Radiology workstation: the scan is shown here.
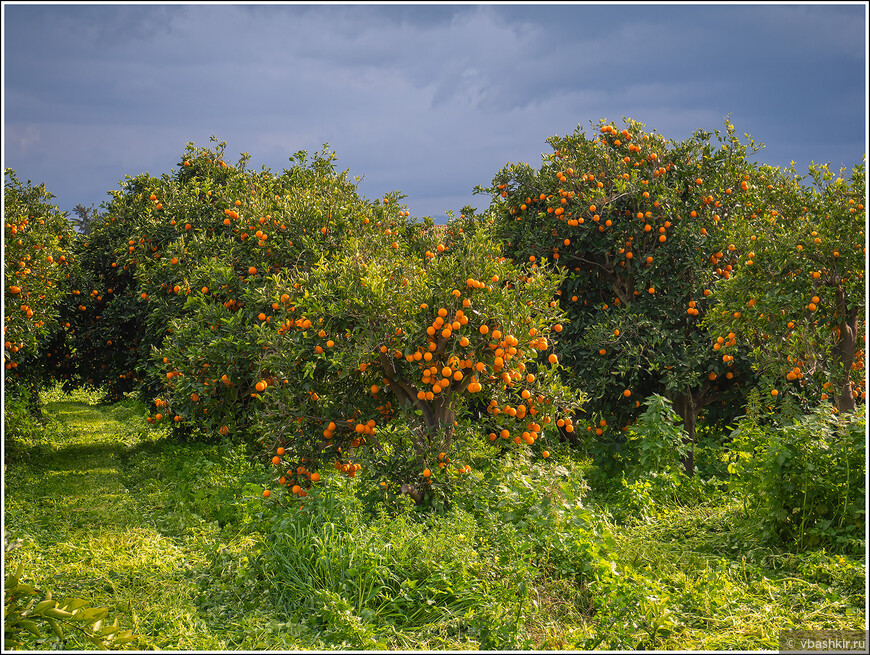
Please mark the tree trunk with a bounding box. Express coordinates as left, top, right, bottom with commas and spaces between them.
671, 390, 701, 477
377, 350, 464, 456
833, 288, 860, 414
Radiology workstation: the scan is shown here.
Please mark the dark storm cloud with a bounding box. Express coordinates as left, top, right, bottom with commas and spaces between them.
2, 3, 866, 221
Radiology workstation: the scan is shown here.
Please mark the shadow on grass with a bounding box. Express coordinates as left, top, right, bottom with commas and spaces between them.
41, 442, 127, 467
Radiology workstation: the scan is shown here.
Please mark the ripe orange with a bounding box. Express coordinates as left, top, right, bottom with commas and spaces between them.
262, 489, 271, 498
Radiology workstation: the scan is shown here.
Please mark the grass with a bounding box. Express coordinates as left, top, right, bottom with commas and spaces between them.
592, 501, 866, 649
4, 387, 276, 649
3, 385, 866, 650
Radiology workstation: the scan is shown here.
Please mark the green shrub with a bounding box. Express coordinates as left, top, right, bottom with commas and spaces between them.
727, 399, 865, 552
2, 389, 67, 464
600, 395, 717, 521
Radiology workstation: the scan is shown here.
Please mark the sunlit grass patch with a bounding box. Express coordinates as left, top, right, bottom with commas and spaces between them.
592, 499, 866, 650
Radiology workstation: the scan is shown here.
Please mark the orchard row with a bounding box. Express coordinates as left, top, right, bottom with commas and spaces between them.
4, 120, 865, 500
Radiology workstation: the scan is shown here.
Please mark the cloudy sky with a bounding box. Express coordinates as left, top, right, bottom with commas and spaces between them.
2, 2, 867, 223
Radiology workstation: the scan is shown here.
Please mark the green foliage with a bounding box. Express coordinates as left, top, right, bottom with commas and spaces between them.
726, 399, 865, 552
4, 385, 865, 650
594, 395, 719, 521
624, 394, 691, 475
120, 435, 268, 536
3, 388, 56, 462
253, 447, 618, 650
464, 450, 616, 586
4, 555, 136, 650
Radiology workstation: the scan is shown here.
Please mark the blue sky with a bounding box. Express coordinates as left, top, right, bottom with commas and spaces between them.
2, 2, 867, 222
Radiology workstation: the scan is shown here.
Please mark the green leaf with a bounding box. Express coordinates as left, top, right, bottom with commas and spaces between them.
96, 624, 120, 637
11, 583, 37, 596
77, 606, 109, 624
31, 599, 58, 615
19, 619, 42, 637
46, 616, 64, 639
60, 598, 91, 612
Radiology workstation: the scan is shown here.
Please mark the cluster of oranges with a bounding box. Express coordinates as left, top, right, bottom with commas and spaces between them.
263, 448, 324, 498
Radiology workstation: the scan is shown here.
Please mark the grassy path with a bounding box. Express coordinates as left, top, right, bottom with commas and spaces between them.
3, 392, 268, 650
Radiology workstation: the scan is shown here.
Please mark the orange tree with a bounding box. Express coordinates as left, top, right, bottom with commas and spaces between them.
706, 159, 866, 413
477, 118, 763, 475
3, 169, 76, 402
240, 217, 582, 502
